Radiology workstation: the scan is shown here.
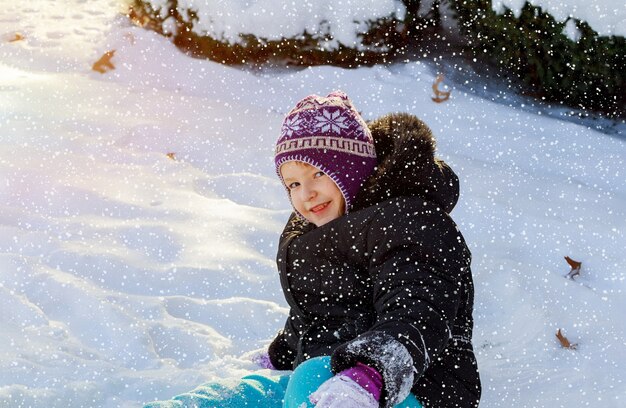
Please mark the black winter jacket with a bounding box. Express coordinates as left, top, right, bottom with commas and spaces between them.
268, 113, 481, 408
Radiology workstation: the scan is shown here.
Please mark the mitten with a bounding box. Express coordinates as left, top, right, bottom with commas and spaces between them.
309, 362, 382, 407
339, 362, 383, 401
251, 350, 275, 370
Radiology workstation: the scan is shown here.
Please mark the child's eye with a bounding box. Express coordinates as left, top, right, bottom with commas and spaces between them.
287, 182, 300, 189
314, 171, 325, 178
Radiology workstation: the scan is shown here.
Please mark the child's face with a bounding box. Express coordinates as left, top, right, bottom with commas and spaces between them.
280, 161, 346, 227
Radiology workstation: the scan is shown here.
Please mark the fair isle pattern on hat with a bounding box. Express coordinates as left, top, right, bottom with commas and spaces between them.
275, 91, 377, 214
280, 93, 372, 142
275, 136, 376, 158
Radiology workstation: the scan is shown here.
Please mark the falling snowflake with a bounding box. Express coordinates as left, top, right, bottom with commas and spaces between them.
314, 109, 349, 134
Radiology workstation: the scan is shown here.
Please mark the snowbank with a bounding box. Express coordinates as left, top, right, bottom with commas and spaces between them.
145, 0, 406, 49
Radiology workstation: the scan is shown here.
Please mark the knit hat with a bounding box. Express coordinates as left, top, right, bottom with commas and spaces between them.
275, 91, 377, 213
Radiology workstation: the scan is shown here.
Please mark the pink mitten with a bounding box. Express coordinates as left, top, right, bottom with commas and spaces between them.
309, 362, 382, 408
309, 375, 378, 408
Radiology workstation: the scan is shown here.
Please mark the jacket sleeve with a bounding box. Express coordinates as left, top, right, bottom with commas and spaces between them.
330, 198, 471, 407
268, 213, 314, 370
268, 309, 301, 370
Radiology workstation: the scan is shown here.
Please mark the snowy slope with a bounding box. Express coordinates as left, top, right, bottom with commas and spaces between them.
1, 1, 625, 407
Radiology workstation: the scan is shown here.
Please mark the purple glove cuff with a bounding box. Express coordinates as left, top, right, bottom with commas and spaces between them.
339, 362, 383, 401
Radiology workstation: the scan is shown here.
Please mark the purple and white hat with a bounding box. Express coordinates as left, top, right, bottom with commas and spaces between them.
275, 91, 377, 212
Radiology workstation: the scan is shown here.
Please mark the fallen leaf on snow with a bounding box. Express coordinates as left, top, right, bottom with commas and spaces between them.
166, 153, 176, 160
431, 74, 450, 103
8, 33, 25, 42
92, 50, 116, 74
564, 256, 582, 279
556, 329, 578, 350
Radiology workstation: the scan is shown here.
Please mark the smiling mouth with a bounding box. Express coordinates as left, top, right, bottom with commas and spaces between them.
310, 202, 330, 213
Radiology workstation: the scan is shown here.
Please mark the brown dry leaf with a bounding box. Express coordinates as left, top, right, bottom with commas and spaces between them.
431, 74, 451, 103
92, 50, 116, 74
166, 152, 176, 161
564, 256, 582, 279
556, 329, 578, 350
8, 32, 25, 42
564, 256, 582, 270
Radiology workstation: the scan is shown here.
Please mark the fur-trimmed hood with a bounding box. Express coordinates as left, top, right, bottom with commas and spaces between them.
351, 113, 459, 214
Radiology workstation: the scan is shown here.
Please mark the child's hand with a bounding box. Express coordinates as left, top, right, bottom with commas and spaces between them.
309, 374, 378, 408
250, 350, 275, 370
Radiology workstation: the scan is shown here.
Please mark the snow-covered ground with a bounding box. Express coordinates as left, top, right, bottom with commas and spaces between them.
1, 1, 625, 407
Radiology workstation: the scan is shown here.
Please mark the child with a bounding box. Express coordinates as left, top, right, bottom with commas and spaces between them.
145, 91, 481, 408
